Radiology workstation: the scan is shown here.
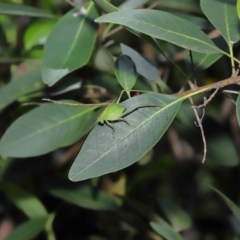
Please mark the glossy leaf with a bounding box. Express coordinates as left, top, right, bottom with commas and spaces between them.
0, 182, 48, 219
4, 217, 48, 240
0, 3, 54, 18
211, 186, 240, 223
201, 0, 240, 45
0, 103, 100, 157
24, 19, 57, 50
49, 184, 117, 210
69, 93, 183, 181
42, 2, 98, 86
150, 222, 183, 240
95, 9, 222, 54
121, 43, 158, 81
0, 70, 43, 111
115, 55, 137, 92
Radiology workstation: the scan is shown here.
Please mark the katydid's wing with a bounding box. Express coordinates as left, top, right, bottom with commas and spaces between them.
69, 93, 183, 181
101, 104, 126, 121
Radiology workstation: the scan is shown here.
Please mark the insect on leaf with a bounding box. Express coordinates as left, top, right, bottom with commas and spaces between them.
69, 93, 183, 181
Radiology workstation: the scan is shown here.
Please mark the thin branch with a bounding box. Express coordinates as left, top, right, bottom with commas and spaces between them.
21, 102, 45, 106
189, 97, 207, 163
103, 40, 114, 48
174, 75, 240, 98
147, 2, 160, 9
42, 98, 111, 106
102, 26, 123, 41
234, 63, 240, 77
194, 108, 205, 127
193, 87, 219, 109
222, 90, 239, 95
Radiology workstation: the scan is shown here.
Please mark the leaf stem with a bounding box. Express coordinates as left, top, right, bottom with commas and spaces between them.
229, 43, 236, 75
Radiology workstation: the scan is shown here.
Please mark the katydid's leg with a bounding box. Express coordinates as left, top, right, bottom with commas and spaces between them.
106, 121, 115, 134
119, 118, 132, 127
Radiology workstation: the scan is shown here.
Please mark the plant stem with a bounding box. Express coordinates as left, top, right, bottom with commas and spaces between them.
173, 75, 240, 98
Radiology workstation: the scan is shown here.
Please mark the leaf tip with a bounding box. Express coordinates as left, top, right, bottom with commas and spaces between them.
42, 67, 69, 86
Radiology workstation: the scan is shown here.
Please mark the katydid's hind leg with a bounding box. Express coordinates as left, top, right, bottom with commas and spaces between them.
119, 118, 135, 127
106, 121, 115, 135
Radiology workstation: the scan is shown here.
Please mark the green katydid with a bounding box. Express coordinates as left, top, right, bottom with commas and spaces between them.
43, 98, 129, 133
97, 103, 131, 133
43, 92, 164, 134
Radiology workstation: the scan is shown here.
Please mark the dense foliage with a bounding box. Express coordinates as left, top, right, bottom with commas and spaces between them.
1, 0, 240, 239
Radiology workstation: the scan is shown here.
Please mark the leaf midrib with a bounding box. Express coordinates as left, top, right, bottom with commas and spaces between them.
223, 2, 231, 44
0, 107, 97, 149
62, 3, 93, 68
99, 10, 221, 53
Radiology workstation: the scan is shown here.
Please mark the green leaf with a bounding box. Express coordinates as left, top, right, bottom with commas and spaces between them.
4, 217, 48, 240
0, 3, 54, 18
121, 43, 158, 81
24, 19, 57, 50
201, 0, 240, 45
69, 93, 183, 181
184, 51, 222, 71
42, 2, 98, 86
0, 70, 43, 111
0, 182, 48, 219
0, 103, 100, 157
150, 222, 183, 240
94, 47, 114, 74
237, 0, 240, 18
115, 55, 137, 92
210, 186, 240, 223
95, 9, 222, 54
49, 184, 117, 210
160, 199, 192, 232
